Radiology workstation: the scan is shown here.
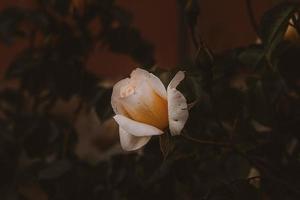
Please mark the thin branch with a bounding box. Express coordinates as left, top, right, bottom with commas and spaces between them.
245, 0, 259, 37
182, 133, 231, 147
190, 27, 199, 49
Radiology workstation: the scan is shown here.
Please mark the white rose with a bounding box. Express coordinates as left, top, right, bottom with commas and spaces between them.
111, 68, 189, 151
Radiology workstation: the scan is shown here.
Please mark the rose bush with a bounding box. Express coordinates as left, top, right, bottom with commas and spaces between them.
111, 68, 188, 151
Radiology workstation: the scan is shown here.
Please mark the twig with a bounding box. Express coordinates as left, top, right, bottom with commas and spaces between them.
182, 133, 231, 147
190, 28, 199, 49
245, 0, 259, 37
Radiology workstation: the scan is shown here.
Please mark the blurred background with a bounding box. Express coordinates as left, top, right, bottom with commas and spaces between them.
0, 0, 277, 79
1, 0, 299, 199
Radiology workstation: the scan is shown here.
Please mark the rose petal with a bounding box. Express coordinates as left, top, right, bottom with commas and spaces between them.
119, 127, 151, 151
167, 71, 189, 136
111, 78, 130, 115
148, 73, 167, 99
119, 79, 168, 130
113, 114, 164, 136
131, 68, 167, 99
168, 71, 185, 89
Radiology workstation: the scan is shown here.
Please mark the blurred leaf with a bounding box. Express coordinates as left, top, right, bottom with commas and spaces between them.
0, 7, 26, 44
0, 125, 19, 188
105, 27, 155, 66
38, 0, 71, 16
237, 45, 265, 71
277, 44, 300, 91
38, 160, 72, 180
223, 154, 251, 181
94, 87, 113, 121
246, 79, 271, 125
259, 2, 299, 59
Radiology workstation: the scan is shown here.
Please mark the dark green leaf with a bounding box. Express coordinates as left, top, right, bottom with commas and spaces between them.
38, 160, 72, 180
259, 2, 299, 58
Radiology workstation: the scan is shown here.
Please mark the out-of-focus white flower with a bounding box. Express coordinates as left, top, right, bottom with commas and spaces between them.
248, 167, 260, 188
251, 120, 272, 133
111, 68, 188, 151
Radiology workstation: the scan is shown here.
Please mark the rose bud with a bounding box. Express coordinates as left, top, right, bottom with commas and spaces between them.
111, 68, 188, 151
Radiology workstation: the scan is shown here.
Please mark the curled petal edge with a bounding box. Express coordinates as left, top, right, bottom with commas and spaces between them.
119, 127, 151, 151
167, 71, 189, 136
113, 114, 164, 137
131, 68, 167, 99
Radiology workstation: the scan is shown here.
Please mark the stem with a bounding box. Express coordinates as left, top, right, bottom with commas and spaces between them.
245, 0, 259, 37
182, 133, 231, 146
190, 28, 199, 49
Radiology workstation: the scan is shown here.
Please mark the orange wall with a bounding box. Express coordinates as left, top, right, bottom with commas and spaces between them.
198, 0, 274, 51
87, 0, 179, 79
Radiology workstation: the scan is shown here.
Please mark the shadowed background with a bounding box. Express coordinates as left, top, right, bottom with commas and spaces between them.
1, 1, 300, 199
0, 0, 275, 79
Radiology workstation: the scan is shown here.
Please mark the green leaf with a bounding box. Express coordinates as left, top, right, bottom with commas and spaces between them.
38, 160, 72, 180
259, 2, 299, 59
0, 7, 26, 44
94, 87, 114, 121
237, 45, 265, 71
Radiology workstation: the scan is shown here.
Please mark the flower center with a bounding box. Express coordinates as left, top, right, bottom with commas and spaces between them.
120, 85, 135, 98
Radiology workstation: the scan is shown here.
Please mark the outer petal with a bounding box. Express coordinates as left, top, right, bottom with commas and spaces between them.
167, 71, 189, 136
119, 127, 151, 151
148, 73, 167, 99
111, 78, 130, 115
131, 68, 167, 99
113, 114, 164, 136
